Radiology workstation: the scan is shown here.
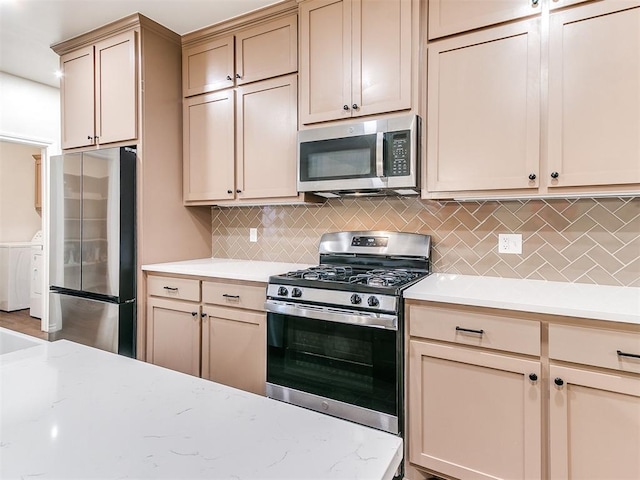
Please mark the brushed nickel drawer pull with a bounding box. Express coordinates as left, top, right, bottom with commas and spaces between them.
617, 350, 640, 359
163, 286, 178, 291
223, 294, 240, 299
456, 326, 484, 335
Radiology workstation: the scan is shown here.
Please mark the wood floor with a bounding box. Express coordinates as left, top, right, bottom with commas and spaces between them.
0, 309, 48, 340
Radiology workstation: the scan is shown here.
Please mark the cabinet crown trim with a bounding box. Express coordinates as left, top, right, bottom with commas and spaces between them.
52, 13, 180, 55
181, 0, 298, 47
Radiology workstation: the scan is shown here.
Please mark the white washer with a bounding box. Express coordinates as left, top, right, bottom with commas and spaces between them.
30, 231, 44, 318
0, 242, 31, 311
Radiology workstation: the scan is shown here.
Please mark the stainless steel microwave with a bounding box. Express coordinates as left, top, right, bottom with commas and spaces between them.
297, 115, 420, 197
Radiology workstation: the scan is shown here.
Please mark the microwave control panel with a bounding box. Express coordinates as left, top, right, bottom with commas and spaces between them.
385, 130, 411, 177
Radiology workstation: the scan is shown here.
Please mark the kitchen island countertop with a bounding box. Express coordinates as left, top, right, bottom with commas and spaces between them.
405, 273, 640, 325
0, 334, 403, 480
142, 258, 313, 283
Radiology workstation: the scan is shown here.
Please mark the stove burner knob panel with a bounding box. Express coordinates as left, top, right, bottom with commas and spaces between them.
367, 296, 380, 307
350, 294, 362, 305
277, 286, 289, 297
291, 288, 303, 298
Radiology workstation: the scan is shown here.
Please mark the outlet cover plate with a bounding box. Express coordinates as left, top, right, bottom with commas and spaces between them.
249, 228, 258, 243
498, 233, 522, 254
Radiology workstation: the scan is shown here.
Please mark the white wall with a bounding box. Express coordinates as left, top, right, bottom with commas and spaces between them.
0, 141, 42, 242
0, 72, 60, 154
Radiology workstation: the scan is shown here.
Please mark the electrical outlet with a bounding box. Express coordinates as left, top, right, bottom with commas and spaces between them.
498, 234, 522, 254
249, 228, 258, 243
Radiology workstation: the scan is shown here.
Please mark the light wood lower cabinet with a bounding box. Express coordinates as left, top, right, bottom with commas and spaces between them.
548, 322, 640, 479
146, 297, 202, 377
407, 301, 640, 480
549, 364, 640, 479
145, 274, 267, 395
409, 340, 541, 480
202, 306, 266, 396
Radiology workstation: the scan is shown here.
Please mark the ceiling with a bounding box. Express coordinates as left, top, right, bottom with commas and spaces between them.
0, 0, 282, 88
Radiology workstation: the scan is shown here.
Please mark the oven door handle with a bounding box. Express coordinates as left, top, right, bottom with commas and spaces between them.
264, 300, 397, 330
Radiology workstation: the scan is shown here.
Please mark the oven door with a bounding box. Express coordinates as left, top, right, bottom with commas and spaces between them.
266, 309, 400, 434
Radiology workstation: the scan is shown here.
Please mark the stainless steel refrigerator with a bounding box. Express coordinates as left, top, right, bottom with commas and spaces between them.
49, 146, 136, 357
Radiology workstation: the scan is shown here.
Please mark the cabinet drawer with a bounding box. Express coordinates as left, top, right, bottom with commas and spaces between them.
409, 303, 540, 356
549, 324, 640, 374
202, 280, 266, 311
147, 275, 200, 302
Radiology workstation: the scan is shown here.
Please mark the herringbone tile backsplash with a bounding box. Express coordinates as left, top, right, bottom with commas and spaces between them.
211, 197, 640, 287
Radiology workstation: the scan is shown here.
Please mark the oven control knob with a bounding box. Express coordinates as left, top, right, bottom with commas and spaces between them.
367, 296, 380, 307
291, 287, 302, 298
350, 294, 362, 305
277, 286, 289, 297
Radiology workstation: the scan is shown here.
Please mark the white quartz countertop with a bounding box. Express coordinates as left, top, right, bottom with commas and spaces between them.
405, 273, 640, 325
142, 258, 313, 283
0, 335, 403, 480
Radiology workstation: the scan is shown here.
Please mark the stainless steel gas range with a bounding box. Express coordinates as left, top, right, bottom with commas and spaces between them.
264, 231, 431, 436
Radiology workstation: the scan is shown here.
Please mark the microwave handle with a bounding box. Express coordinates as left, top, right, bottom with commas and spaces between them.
376, 132, 384, 178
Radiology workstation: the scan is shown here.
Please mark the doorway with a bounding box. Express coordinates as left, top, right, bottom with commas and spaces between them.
0, 138, 51, 338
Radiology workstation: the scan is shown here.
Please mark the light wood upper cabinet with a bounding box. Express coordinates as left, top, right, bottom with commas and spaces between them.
183, 90, 236, 203
183, 14, 297, 97
235, 15, 297, 86
33, 154, 42, 210
59, 31, 137, 150
183, 35, 235, 97
184, 74, 308, 205
299, 0, 413, 124
427, 19, 541, 194
547, 1, 640, 189
428, 0, 541, 39
236, 75, 298, 200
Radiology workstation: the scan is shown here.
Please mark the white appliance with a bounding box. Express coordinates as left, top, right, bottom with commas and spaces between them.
30, 231, 43, 318
0, 242, 31, 311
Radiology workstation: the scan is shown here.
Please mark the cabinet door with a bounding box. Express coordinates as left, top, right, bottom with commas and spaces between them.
236, 75, 298, 200
409, 340, 541, 480
146, 297, 201, 377
235, 15, 297, 85
352, 0, 412, 117
183, 35, 235, 97
427, 20, 541, 193
428, 0, 541, 40
183, 90, 235, 203
202, 306, 266, 395
60, 45, 95, 149
300, 0, 352, 124
94, 30, 137, 146
549, 365, 640, 479
547, 2, 640, 188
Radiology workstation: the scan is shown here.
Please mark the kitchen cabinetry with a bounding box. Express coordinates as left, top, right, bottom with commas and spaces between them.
425, 0, 640, 199
426, 19, 541, 194
59, 31, 136, 150
201, 280, 266, 395
547, 0, 640, 189
548, 323, 640, 479
146, 275, 201, 376
183, 74, 301, 204
182, 14, 297, 97
408, 303, 541, 480
53, 14, 213, 357
428, 0, 540, 40
299, 0, 413, 124
145, 273, 267, 395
